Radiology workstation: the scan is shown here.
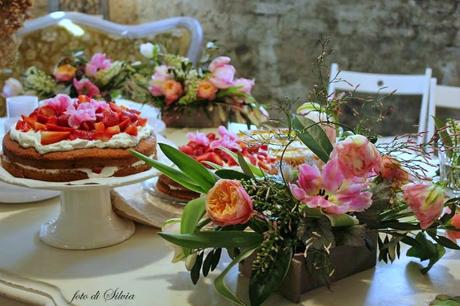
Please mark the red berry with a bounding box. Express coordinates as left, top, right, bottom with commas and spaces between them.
101, 110, 120, 127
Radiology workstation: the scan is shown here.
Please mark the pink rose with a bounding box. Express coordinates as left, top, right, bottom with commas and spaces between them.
206, 179, 253, 226
149, 65, 171, 96
290, 158, 372, 214
209, 56, 235, 89
331, 134, 381, 178
85, 53, 112, 76
233, 78, 255, 94
73, 78, 101, 98
402, 183, 445, 229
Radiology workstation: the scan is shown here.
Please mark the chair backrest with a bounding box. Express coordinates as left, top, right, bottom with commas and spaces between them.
17, 11, 203, 64
426, 78, 460, 140
328, 63, 432, 144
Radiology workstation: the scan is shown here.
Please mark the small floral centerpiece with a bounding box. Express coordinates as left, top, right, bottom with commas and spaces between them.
139, 43, 268, 128
3, 43, 268, 128
130, 103, 460, 305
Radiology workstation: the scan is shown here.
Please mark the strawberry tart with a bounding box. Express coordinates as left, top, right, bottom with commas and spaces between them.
156, 126, 276, 202
1, 94, 156, 182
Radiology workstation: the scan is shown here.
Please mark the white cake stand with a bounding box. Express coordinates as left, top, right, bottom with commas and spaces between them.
0, 166, 158, 250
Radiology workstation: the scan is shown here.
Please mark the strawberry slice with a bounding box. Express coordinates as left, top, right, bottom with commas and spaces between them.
137, 117, 147, 126
40, 131, 71, 145
109, 102, 122, 113
37, 114, 49, 124
57, 114, 70, 127
94, 122, 105, 132
71, 130, 95, 140
22, 115, 37, 128
106, 125, 120, 135
47, 116, 58, 124
119, 118, 130, 130
125, 124, 137, 136
101, 110, 120, 127
39, 105, 56, 117
94, 132, 111, 141
15, 120, 30, 132
80, 121, 94, 131
34, 121, 47, 131
45, 123, 74, 132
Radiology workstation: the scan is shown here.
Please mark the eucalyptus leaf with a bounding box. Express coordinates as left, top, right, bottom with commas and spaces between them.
292, 115, 333, 163
214, 248, 256, 306
159, 231, 263, 249
129, 149, 205, 193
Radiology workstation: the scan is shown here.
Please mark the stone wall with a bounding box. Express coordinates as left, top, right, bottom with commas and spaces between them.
26, 0, 460, 132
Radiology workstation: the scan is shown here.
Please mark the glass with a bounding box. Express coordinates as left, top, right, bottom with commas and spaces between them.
4, 95, 38, 133
439, 144, 460, 197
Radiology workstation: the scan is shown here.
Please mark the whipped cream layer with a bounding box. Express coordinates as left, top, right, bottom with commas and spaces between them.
10, 125, 153, 154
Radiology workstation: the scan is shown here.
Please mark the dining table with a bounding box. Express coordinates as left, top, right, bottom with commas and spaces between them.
0, 126, 459, 306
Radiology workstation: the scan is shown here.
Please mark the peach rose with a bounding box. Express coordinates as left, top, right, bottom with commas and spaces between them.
54, 64, 77, 82
206, 179, 253, 226
197, 80, 218, 101
380, 155, 409, 187
162, 80, 183, 105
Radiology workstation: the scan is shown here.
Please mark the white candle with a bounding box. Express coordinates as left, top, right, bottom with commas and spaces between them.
4, 96, 38, 133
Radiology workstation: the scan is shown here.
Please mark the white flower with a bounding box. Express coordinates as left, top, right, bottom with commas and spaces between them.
2, 78, 23, 97
140, 42, 155, 58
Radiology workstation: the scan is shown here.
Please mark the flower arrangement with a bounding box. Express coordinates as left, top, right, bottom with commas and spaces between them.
437, 118, 460, 195
2, 43, 268, 128
139, 42, 267, 128
130, 104, 460, 305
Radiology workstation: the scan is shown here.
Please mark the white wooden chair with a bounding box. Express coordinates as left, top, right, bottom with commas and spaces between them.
17, 11, 204, 64
328, 63, 432, 144
426, 78, 460, 140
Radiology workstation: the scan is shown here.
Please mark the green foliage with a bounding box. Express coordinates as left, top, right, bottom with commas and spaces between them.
406, 232, 446, 274
249, 246, 292, 306
292, 115, 333, 163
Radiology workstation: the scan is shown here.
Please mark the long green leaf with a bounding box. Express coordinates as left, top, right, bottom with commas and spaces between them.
215, 169, 250, 180
292, 115, 333, 163
159, 231, 263, 249
129, 149, 205, 193
218, 147, 264, 177
181, 197, 206, 234
215, 247, 256, 306
237, 152, 255, 178
159, 143, 218, 192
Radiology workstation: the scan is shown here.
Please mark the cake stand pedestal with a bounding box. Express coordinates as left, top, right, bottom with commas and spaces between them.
0, 166, 158, 250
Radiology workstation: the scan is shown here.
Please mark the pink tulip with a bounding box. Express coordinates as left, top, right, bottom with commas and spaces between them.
43, 94, 75, 114
210, 126, 240, 150
290, 158, 372, 214
73, 78, 101, 98
149, 65, 171, 96
85, 53, 112, 76
206, 179, 253, 226
209, 56, 235, 89
233, 78, 255, 94
402, 183, 445, 229
186, 131, 210, 147
331, 134, 381, 178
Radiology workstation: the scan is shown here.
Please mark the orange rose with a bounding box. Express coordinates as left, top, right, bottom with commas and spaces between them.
206, 179, 253, 226
197, 80, 217, 101
54, 64, 77, 82
447, 213, 460, 241
380, 156, 409, 187
162, 80, 183, 105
